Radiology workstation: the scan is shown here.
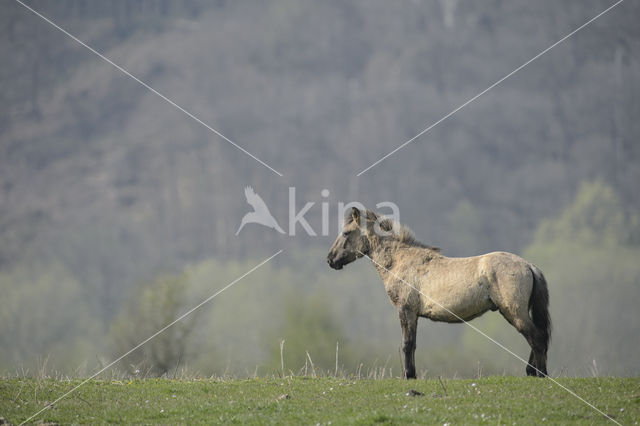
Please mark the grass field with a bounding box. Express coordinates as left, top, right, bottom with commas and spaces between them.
1, 376, 638, 425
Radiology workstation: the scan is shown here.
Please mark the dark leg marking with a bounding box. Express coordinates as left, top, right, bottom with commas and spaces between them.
399, 308, 418, 379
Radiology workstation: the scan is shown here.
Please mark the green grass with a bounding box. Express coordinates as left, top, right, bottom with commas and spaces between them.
1, 376, 638, 425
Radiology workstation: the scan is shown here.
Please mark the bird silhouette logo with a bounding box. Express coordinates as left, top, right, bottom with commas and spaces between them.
236, 186, 285, 235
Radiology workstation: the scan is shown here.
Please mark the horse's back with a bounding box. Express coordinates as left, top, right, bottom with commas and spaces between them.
476, 251, 531, 275
430, 251, 529, 283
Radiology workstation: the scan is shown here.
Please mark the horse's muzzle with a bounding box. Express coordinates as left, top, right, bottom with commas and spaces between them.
327, 256, 343, 270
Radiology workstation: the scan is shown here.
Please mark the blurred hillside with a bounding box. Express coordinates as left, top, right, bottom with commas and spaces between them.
1, 1, 639, 376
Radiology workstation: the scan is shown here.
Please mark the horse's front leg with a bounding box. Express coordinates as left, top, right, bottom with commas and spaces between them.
399, 308, 418, 379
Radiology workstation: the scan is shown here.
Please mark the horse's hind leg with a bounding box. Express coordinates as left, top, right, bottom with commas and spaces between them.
534, 340, 548, 377
523, 312, 548, 377
499, 307, 546, 377
526, 351, 537, 377
399, 308, 418, 379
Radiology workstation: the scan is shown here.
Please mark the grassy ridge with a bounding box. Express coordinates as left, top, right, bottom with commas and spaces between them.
1, 377, 638, 424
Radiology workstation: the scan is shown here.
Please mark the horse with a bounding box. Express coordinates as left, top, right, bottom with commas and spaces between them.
327, 207, 551, 379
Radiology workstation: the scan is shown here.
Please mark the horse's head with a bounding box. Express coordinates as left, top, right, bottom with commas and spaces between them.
327, 207, 373, 270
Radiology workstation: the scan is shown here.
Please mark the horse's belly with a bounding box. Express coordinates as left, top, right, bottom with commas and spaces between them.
421, 281, 494, 322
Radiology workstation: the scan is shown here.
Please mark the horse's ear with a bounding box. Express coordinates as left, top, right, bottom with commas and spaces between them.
351, 207, 361, 225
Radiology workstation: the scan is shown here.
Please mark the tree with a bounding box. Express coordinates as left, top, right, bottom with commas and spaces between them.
533, 180, 630, 246
109, 273, 198, 376
0, 262, 99, 374
270, 293, 351, 374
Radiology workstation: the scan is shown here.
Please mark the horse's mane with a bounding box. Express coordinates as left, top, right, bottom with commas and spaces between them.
346, 209, 441, 252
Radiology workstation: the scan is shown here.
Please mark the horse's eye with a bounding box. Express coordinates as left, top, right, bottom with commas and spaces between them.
342, 231, 349, 237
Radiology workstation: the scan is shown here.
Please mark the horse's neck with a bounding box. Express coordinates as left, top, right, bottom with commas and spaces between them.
368, 237, 438, 281
368, 237, 405, 274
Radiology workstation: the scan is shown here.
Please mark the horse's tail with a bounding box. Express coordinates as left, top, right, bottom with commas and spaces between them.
528, 264, 551, 352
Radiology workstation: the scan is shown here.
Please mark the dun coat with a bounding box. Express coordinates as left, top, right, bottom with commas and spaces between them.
327, 207, 551, 379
